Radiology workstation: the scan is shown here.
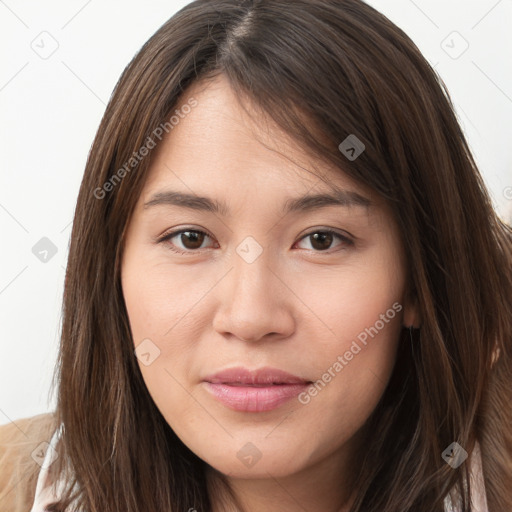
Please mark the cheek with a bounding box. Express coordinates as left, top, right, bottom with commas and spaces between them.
291, 250, 405, 429
122, 252, 209, 350
304, 317, 402, 413
290, 244, 405, 350
121, 252, 188, 402
122, 274, 192, 390
292, 306, 403, 466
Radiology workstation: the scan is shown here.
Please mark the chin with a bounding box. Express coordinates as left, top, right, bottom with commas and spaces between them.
199, 444, 306, 479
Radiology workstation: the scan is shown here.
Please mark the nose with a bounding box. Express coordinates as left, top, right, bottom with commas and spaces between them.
212, 249, 296, 343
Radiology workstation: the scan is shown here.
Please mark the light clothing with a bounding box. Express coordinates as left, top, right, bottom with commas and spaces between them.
443, 441, 489, 512
29, 424, 69, 512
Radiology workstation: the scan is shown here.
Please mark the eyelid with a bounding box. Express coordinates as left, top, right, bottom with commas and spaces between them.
299, 227, 354, 242
156, 226, 355, 254
156, 227, 216, 254
296, 228, 354, 251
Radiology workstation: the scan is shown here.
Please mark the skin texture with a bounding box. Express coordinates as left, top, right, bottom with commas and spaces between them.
121, 74, 421, 512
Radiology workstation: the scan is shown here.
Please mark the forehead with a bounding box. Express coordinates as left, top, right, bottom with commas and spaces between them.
133, 75, 396, 241
143, 74, 378, 205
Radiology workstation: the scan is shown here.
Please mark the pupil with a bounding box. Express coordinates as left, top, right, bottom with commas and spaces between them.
311, 232, 332, 251
182, 231, 203, 249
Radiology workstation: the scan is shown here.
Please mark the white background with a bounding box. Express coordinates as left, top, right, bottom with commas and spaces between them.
1, 0, 511, 425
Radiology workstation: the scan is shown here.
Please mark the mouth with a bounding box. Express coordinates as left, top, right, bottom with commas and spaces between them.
203, 366, 311, 385
218, 382, 297, 387
202, 366, 312, 412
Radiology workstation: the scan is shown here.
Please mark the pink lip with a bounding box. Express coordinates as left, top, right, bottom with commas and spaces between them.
202, 366, 311, 412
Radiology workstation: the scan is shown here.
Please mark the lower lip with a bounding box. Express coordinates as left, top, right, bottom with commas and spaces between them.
203, 382, 310, 412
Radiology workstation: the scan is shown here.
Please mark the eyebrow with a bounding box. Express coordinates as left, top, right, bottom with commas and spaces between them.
143, 188, 372, 216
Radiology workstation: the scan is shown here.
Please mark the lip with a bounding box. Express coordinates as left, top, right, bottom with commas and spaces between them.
203, 366, 310, 385
202, 366, 312, 412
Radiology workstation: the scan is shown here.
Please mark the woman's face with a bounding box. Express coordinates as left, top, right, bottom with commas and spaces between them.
121, 74, 420, 480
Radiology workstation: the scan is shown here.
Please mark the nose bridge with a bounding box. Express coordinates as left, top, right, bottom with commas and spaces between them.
213, 237, 294, 341
229, 240, 277, 312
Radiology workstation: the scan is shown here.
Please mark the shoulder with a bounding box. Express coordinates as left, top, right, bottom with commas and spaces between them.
0, 412, 58, 512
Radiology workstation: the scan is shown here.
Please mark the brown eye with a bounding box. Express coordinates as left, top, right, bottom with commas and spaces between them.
177, 231, 206, 250
295, 230, 353, 252
310, 232, 334, 251
158, 228, 353, 255
158, 229, 214, 254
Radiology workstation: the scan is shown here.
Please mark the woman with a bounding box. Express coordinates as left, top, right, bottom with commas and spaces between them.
1, 1, 511, 511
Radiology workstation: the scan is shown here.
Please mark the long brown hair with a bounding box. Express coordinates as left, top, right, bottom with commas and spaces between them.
45, 1, 512, 510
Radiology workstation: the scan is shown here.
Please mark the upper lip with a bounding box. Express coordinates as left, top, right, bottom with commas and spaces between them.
203, 366, 311, 385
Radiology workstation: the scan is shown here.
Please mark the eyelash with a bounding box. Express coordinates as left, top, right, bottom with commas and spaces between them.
156, 227, 354, 255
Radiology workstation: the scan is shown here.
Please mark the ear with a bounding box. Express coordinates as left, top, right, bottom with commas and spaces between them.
402, 287, 422, 329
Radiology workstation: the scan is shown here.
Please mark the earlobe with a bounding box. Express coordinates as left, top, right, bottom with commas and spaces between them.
402, 288, 422, 329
